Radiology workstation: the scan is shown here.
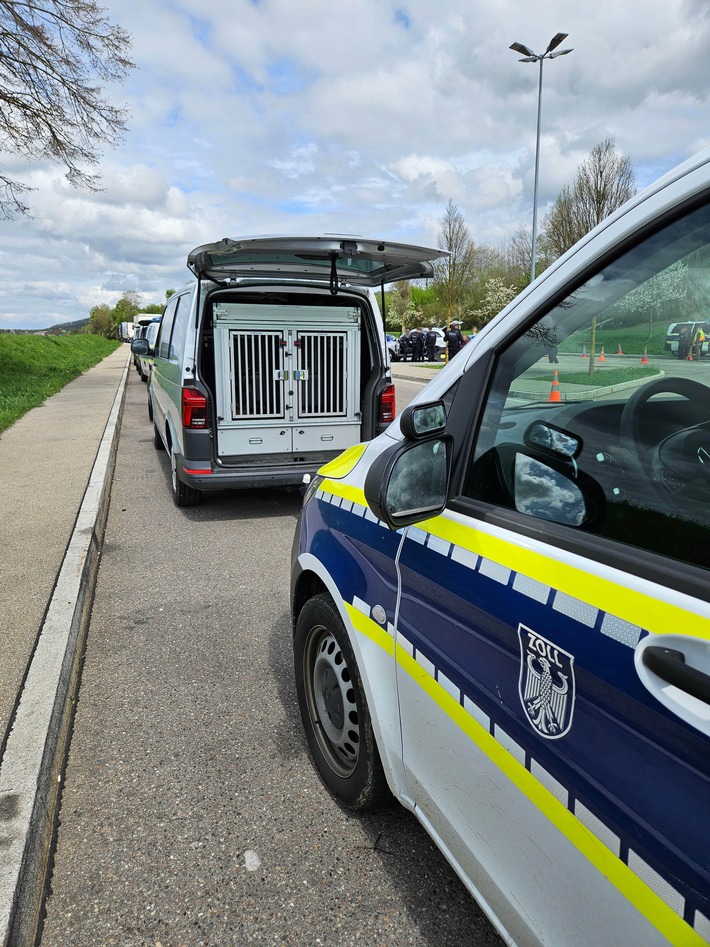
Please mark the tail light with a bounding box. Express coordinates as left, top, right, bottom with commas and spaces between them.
182, 387, 209, 428
379, 383, 396, 423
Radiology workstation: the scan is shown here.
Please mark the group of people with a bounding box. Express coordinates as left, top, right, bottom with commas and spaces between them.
398, 321, 473, 362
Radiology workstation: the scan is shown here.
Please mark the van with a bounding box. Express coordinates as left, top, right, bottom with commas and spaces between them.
137, 317, 161, 382
131, 315, 156, 371
132, 236, 446, 506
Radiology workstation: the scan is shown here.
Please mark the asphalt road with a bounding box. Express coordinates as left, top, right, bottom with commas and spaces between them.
39, 368, 502, 947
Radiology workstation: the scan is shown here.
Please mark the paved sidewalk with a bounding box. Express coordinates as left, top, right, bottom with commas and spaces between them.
390, 360, 440, 383
0, 344, 130, 946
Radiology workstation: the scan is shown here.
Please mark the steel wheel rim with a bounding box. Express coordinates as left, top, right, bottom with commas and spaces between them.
304, 626, 360, 777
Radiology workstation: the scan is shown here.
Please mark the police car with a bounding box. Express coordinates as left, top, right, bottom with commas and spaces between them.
291, 150, 710, 947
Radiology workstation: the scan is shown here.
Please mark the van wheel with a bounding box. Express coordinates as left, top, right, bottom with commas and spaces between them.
294, 594, 389, 810
170, 447, 200, 507
148, 396, 154, 422
153, 420, 164, 450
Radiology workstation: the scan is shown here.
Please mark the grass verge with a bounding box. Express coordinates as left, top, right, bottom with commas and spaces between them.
557, 366, 659, 386
0, 335, 121, 434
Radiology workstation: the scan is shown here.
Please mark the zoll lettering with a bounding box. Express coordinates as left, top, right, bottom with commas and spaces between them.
528, 631, 563, 668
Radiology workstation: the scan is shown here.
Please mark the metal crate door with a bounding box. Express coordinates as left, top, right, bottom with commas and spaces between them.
229, 330, 285, 420
295, 331, 353, 419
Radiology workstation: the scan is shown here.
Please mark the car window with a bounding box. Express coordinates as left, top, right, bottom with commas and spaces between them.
168, 294, 187, 362
463, 202, 710, 572
157, 296, 177, 360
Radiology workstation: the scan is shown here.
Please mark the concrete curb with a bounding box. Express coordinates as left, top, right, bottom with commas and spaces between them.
0, 354, 129, 947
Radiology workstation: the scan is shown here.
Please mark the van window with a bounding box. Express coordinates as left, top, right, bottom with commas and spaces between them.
463, 202, 710, 572
168, 295, 188, 363
157, 295, 178, 360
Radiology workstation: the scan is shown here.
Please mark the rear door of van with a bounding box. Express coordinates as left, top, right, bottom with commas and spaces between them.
212, 303, 362, 459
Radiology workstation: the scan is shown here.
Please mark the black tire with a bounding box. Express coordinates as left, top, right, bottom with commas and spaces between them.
153, 420, 164, 450
148, 395, 154, 422
170, 446, 200, 507
294, 594, 389, 810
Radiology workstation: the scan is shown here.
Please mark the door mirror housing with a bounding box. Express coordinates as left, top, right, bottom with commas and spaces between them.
131, 338, 150, 356
399, 401, 447, 440
364, 437, 450, 529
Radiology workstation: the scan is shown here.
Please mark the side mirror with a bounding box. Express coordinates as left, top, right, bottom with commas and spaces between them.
399, 401, 447, 440
468, 444, 604, 529
364, 437, 450, 529
131, 338, 150, 356
524, 420, 581, 459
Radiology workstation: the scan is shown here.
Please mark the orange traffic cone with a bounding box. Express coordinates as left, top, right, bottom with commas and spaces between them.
640, 347, 649, 364
549, 370, 561, 403
617, 343, 623, 355
687, 350, 693, 361
599, 347, 606, 362
581, 345, 588, 359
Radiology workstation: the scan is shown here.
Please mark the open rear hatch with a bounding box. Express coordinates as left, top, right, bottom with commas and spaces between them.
187, 235, 447, 290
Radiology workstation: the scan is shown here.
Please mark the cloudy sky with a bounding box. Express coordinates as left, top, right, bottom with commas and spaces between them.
2, 0, 710, 330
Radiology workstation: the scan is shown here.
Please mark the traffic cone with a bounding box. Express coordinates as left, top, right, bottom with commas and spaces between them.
549, 370, 561, 403
617, 343, 623, 355
687, 350, 693, 361
599, 347, 606, 362
640, 347, 649, 364
581, 345, 587, 358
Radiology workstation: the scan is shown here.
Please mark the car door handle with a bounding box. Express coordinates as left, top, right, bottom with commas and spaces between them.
642, 646, 710, 704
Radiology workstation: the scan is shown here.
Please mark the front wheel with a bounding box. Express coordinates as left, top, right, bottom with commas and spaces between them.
294, 594, 389, 809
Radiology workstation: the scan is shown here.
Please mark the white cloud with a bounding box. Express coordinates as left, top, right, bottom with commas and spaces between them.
1, 0, 710, 327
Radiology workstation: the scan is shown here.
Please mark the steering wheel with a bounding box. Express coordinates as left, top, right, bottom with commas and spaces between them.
619, 377, 710, 502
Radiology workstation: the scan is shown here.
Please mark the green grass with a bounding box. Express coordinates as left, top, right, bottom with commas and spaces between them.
0, 334, 120, 434
559, 323, 669, 357
557, 366, 659, 386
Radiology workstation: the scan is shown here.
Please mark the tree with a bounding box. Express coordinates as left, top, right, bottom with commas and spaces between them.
541, 138, 636, 260
0, 0, 134, 218
87, 303, 114, 337
433, 199, 476, 324
505, 224, 552, 288
468, 277, 517, 329
386, 280, 412, 332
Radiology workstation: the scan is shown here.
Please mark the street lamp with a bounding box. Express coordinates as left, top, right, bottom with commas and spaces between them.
510, 32, 573, 283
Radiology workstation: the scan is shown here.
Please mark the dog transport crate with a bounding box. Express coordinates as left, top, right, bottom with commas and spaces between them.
212, 303, 362, 459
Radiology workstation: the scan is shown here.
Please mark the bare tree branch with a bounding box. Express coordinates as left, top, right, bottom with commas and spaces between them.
0, 0, 134, 217
433, 199, 476, 320
541, 138, 636, 261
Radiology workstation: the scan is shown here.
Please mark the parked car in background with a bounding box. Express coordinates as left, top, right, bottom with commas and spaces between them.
131, 324, 146, 370
291, 148, 710, 947
386, 334, 401, 361
137, 317, 161, 382
132, 236, 446, 507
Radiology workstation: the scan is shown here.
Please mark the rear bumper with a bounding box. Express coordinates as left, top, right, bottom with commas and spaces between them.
174, 453, 333, 492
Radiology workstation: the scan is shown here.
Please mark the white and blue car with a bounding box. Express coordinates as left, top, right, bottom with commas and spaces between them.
291, 149, 710, 946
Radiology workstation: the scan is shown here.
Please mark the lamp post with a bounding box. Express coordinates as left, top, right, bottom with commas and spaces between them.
510, 32, 573, 283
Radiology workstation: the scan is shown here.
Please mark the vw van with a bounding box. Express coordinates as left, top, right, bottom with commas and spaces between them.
132, 236, 446, 506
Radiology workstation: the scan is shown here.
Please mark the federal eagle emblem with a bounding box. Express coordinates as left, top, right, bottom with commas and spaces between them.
518, 624, 576, 739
